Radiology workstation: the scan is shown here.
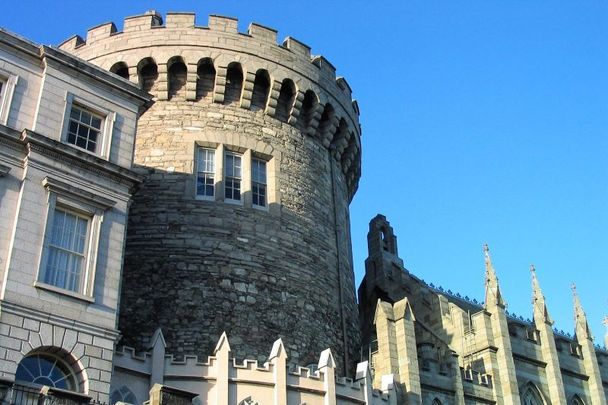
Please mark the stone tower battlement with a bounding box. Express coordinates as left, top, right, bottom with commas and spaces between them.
60, 11, 362, 374
60, 11, 361, 196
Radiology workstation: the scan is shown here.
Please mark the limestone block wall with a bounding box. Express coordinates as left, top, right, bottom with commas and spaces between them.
60, 11, 362, 373
360, 215, 608, 404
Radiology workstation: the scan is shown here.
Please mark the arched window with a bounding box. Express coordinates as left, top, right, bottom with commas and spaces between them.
299, 90, 318, 132
167, 57, 187, 100
251, 69, 270, 112
571, 395, 585, 405
110, 385, 137, 405
15, 353, 78, 391
138, 57, 158, 93
224, 62, 243, 105
275, 78, 296, 123
238, 397, 259, 405
522, 383, 545, 405
432, 399, 443, 405
196, 58, 216, 100
109, 62, 129, 80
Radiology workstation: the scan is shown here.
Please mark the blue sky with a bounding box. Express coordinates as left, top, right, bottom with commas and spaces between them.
3, 1, 606, 343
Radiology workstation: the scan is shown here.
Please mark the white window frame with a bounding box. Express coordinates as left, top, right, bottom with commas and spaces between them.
224, 150, 243, 204
36, 177, 116, 301
251, 156, 268, 209
0, 68, 19, 126
60, 92, 116, 159
193, 143, 277, 210
43, 207, 91, 293
195, 146, 216, 200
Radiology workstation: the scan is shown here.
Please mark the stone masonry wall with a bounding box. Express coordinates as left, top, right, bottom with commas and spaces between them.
61, 12, 362, 373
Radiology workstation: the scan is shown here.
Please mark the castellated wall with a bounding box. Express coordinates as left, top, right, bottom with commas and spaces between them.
60, 11, 362, 373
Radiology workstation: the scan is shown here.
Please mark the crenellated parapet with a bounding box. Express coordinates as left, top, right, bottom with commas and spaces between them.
59, 11, 361, 197
112, 331, 397, 405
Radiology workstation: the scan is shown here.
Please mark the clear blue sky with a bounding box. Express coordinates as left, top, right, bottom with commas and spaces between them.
3, 1, 606, 343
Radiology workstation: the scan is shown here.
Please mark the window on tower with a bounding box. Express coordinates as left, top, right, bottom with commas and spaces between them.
251, 158, 267, 207
196, 147, 215, 199
224, 151, 242, 202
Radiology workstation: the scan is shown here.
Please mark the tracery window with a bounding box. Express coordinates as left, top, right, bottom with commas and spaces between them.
522, 384, 545, 405
571, 395, 585, 405
15, 354, 77, 391
110, 385, 137, 405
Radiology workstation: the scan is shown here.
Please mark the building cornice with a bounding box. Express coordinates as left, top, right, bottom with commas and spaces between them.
20, 128, 143, 186
0, 300, 120, 340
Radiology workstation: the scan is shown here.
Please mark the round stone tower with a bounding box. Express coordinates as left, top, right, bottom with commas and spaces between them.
60, 11, 361, 372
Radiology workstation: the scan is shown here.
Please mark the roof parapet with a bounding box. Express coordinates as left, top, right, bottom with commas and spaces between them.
208, 15, 238, 33
165, 12, 195, 29
248, 22, 277, 43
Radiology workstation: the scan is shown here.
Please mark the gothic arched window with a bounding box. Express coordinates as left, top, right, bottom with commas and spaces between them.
15, 353, 78, 391
238, 397, 259, 405
571, 395, 585, 405
110, 385, 137, 405
522, 383, 545, 405
432, 399, 443, 405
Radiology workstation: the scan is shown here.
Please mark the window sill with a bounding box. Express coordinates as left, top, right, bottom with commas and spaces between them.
63, 141, 103, 159
225, 198, 243, 206
34, 281, 95, 303
195, 195, 215, 201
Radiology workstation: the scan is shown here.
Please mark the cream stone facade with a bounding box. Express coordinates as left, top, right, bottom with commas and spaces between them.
359, 215, 608, 404
0, 10, 606, 405
0, 28, 151, 403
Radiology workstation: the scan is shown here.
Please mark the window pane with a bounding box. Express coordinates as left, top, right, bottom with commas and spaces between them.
67, 105, 103, 153
252, 159, 267, 206
225, 154, 234, 177
16, 355, 76, 391
70, 108, 80, 120
234, 155, 242, 177
45, 209, 88, 292
91, 116, 102, 129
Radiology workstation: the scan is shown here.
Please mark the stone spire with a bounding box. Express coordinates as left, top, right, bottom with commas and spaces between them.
481, 244, 520, 404
570, 285, 607, 405
531, 265, 552, 325
483, 244, 505, 309
572, 284, 592, 340
530, 266, 566, 404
